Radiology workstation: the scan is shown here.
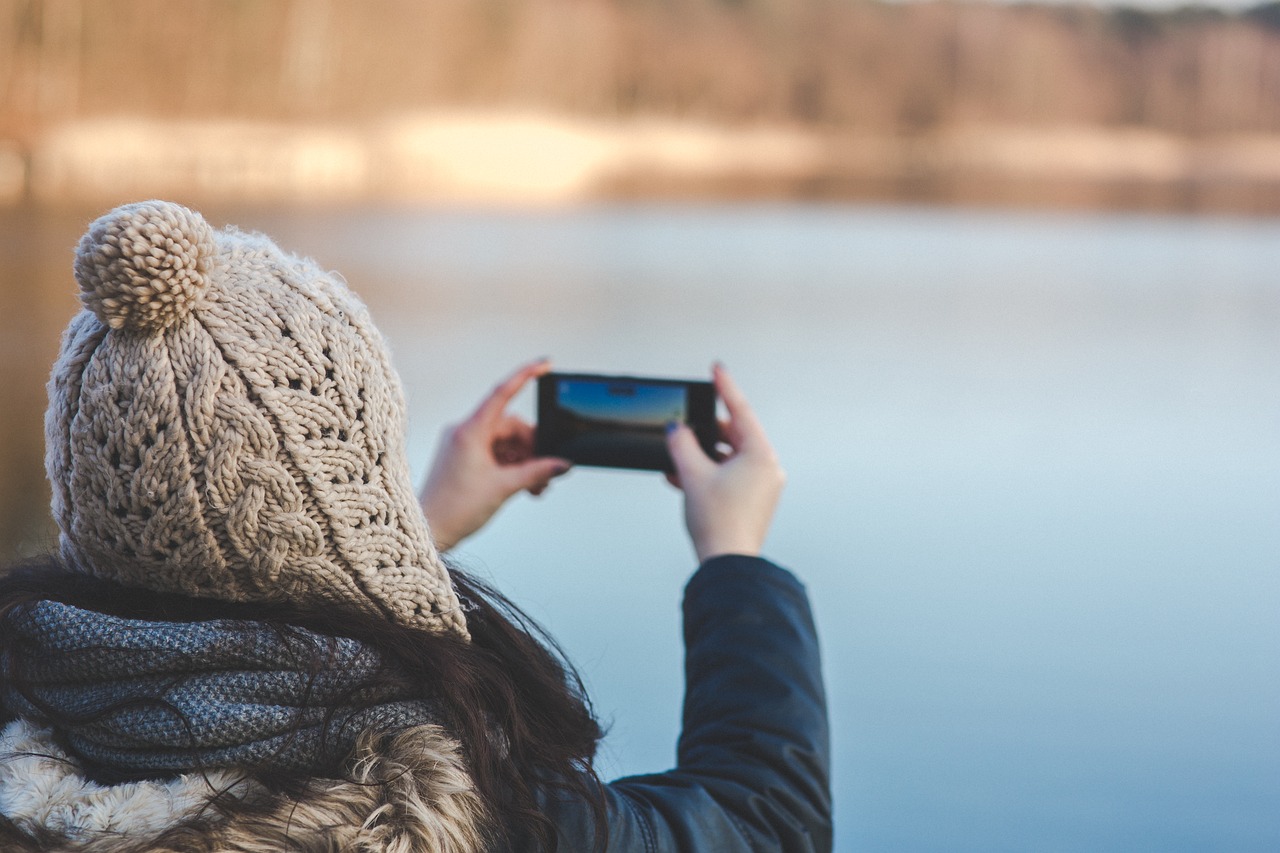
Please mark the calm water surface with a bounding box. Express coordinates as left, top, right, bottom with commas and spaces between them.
2, 204, 1278, 851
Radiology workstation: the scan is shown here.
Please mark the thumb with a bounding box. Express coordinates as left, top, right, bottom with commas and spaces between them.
504, 456, 571, 493
666, 422, 714, 485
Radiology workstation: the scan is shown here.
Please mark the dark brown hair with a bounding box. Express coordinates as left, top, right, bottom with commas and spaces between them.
0, 555, 606, 852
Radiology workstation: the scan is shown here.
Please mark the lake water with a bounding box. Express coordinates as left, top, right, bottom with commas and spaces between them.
2, 204, 1278, 851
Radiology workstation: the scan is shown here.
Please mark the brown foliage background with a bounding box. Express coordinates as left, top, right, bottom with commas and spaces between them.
3, 0, 1280, 138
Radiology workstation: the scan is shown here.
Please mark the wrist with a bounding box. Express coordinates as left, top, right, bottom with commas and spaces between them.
420, 496, 459, 553
426, 521, 459, 553
694, 536, 763, 563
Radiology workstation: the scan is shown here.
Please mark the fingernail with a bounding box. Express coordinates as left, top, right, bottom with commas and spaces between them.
553, 462, 571, 475
666, 421, 679, 435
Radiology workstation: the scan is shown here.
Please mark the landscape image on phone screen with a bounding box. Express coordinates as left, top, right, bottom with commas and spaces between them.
556, 379, 685, 468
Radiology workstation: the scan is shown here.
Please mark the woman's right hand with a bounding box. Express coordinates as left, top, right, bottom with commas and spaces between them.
419, 360, 571, 552
666, 364, 786, 563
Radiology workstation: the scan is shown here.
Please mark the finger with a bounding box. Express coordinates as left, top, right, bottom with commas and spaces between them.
472, 359, 551, 427
664, 470, 682, 490
492, 416, 536, 464
666, 422, 714, 485
717, 416, 743, 453
493, 436, 527, 466
713, 363, 767, 450
493, 415, 536, 446
504, 456, 571, 493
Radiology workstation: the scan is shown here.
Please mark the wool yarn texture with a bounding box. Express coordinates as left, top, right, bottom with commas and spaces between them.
46, 200, 467, 637
2, 599, 441, 777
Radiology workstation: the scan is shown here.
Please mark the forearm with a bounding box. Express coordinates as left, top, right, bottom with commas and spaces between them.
675, 555, 831, 849
538, 556, 831, 853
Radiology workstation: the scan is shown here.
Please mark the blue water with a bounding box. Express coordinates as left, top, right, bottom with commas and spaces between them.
253, 204, 1280, 852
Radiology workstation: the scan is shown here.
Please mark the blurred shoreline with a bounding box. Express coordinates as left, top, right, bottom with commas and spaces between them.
7, 0, 1280, 215
5, 112, 1280, 214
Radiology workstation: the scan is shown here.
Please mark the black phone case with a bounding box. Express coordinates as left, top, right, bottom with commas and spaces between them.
536, 372, 717, 471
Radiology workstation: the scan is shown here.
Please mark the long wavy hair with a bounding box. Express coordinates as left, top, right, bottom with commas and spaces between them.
0, 554, 606, 852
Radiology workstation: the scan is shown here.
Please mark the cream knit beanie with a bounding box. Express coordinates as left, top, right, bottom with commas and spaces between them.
45, 200, 467, 637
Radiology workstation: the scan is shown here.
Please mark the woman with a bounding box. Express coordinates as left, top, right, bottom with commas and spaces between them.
0, 201, 830, 852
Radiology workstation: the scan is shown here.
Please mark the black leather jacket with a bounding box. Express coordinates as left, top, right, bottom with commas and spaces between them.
532, 555, 832, 853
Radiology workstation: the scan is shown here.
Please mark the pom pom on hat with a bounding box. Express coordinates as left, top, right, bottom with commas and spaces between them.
74, 200, 215, 333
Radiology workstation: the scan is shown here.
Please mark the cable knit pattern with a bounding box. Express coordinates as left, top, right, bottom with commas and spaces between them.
47, 201, 467, 637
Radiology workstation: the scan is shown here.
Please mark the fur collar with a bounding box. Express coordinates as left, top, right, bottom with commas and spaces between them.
0, 719, 487, 853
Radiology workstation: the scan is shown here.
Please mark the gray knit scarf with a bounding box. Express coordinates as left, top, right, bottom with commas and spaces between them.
0, 599, 440, 778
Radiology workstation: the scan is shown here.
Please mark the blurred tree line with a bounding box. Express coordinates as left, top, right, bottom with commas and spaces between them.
2, 0, 1280, 139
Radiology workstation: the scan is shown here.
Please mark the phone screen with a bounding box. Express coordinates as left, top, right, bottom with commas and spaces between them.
536, 373, 717, 471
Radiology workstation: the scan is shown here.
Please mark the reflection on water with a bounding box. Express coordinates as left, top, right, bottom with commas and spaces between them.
2, 204, 1278, 851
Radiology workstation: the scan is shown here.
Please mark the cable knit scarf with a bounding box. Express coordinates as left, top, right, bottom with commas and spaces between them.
0, 600, 440, 779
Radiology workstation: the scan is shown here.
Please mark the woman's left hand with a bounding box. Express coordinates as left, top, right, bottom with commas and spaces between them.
419, 360, 571, 551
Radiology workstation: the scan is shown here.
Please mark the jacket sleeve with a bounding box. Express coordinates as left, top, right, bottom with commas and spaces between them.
538, 555, 832, 853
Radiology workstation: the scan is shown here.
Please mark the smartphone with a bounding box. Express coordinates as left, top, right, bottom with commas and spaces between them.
535, 372, 718, 471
